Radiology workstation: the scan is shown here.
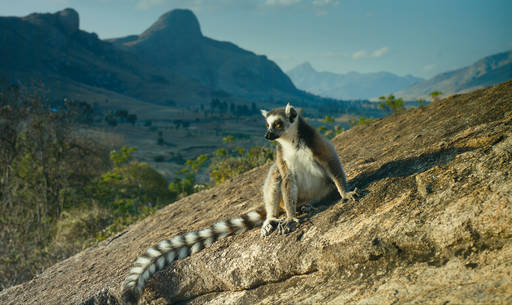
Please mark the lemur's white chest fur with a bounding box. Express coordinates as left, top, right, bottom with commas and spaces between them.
278, 139, 332, 201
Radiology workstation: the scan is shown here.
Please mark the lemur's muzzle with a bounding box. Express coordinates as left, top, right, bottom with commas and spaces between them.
265, 130, 278, 140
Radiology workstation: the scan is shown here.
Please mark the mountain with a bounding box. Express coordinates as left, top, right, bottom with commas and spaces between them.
0, 8, 301, 106
2, 79, 511, 304
287, 62, 423, 100
396, 50, 512, 100
109, 9, 298, 100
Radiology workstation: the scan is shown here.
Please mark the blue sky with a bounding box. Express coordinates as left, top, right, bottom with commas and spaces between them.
2, 0, 511, 78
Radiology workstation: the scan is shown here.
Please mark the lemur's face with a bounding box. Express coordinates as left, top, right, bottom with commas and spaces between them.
264, 114, 286, 140
260, 104, 298, 141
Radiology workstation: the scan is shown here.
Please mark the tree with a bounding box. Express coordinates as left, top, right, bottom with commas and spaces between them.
378, 94, 405, 114
429, 91, 443, 102
223, 135, 235, 144
115, 109, 128, 121
417, 98, 427, 108
0, 85, 111, 287
110, 146, 137, 167
157, 131, 164, 145
349, 117, 373, 127
105, 113, 118, 126
127, 114, 137, 126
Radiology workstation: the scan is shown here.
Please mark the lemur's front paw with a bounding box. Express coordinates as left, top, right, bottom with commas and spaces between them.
260, 219, 278, 237
277, 217, 299, 235
343, 187, 359, 202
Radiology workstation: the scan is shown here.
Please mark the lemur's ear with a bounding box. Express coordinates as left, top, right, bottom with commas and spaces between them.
285, 103, 297, 122
260, 109, 268, 117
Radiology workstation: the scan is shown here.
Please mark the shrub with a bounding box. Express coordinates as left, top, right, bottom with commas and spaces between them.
349, 117, 373, 127
209, 146, 273, 184
378, 94, 405, 114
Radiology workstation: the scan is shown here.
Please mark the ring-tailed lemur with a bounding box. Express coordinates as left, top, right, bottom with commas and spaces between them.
120, 103, 357, 304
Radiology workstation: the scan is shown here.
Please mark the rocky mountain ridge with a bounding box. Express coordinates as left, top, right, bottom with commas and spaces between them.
0, 8, 302, 106
396, 50, 512, 100
1, 80, 510, 304
287, 62, 423, 100
110, 9, 298, 99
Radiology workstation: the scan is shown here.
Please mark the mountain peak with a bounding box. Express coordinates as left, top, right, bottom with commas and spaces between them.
289, 62, 316, 74
57, 8, 79, 34
138, 9, 202, 41
23, 7, 79, 35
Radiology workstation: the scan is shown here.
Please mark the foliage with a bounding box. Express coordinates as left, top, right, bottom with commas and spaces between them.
429, 91, 443, 102
90, 160, 175, 241
0, 85, 173, 290
105, 109, 138, 126
210, 146, 273, 184
223, 135, 235, 144
127, 114, 137, 126
417, 98, 427, 107
110, 146, 136, 167
378, 94, 405, 114
317, 115, 344, 139
0, 85, 111, 289
105, 112, 118, 126
0, 88, 274, 290
349, 116, 373, 127
168, 154, 209, 197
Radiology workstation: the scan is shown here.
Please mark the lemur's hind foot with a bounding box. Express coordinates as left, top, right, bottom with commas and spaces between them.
342, 187, 359, 202
276, 217, 299, 235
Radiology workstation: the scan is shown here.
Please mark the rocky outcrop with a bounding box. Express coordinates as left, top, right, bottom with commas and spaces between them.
1, 81, 511, 304
22, 8, 79, 36
56, 8, 79, 35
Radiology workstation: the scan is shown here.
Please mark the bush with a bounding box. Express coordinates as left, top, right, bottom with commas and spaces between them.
210, 146, 273, 184
0, 85, 175, 289
0, 85, 111, 289
378, 94, 405, 114
52, 207, 113, 257
349, 117, 373, 127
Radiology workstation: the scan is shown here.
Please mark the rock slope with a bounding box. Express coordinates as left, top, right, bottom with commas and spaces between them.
1, 81, 511, 304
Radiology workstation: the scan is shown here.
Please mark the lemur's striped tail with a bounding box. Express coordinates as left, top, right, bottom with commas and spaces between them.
120, 206, 266, 305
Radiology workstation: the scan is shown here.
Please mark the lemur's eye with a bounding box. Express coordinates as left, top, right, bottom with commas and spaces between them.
266, 123, 269, 129
275, 122, 281, 128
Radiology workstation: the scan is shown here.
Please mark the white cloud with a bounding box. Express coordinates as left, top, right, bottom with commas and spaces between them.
265, 0, 301, 6
312, 0, 339, 7
352, 49, 368, 59
423, 64, 435, 71
371, 46, 389, 57
352, 47, 389, 59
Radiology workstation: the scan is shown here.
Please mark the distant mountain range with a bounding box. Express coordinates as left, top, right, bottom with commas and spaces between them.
287, 62, 423, 100
0, 8, 305, 106
395, 50, 512, 100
